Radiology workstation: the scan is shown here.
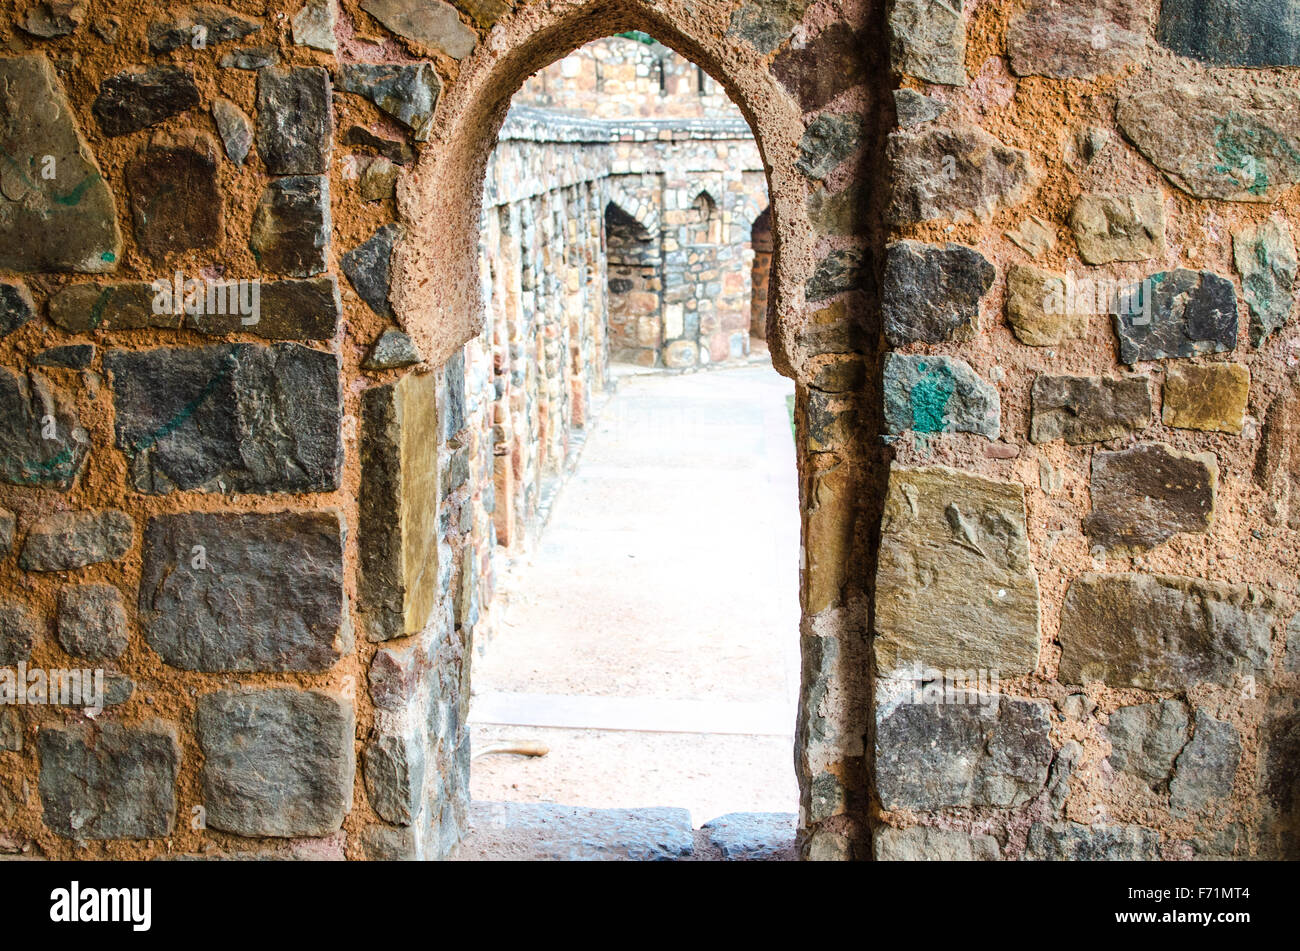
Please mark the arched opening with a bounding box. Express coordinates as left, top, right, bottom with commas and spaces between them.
389, 0, 813, 380
458, 33, 797, 859
367, 0, 868, 862
604, 201, 661, 366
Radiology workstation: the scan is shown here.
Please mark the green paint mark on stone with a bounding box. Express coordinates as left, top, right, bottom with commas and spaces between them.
1210, 111, 1300, 196
909, 361, 955, 433
87, 288, 112, 330
53, 172, 104, 207
128, 353, 237, 456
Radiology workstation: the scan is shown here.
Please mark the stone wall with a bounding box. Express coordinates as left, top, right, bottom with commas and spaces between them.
870, 0, 1300, 861
0, 0, 1297, 863
512, 32, 737, 119
495, 37, 769, 368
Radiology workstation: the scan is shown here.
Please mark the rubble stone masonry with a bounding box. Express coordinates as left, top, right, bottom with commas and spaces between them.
0, 0, 1298, 862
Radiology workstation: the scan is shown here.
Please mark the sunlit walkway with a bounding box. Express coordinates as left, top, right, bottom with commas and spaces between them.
469, 361, 800, 826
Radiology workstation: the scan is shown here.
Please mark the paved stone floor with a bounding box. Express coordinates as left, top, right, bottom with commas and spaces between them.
470, 360, 800, 828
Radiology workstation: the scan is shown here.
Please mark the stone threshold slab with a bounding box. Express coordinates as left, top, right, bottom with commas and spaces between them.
468, 691, 795, 736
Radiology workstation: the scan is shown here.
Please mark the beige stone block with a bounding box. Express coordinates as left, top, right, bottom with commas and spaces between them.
1162, 363, 1249, 434
874, 465, 1040, 675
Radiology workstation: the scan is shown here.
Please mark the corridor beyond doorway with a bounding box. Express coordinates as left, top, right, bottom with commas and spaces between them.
469, 362, 799, 828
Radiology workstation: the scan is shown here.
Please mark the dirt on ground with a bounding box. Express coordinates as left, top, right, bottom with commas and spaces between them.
469, 362, 801, 827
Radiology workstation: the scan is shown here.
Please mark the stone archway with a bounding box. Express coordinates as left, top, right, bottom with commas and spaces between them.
367, 0, 872, 860
389, 0, 814, 381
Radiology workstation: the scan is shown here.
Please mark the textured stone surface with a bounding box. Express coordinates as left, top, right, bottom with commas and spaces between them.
0, 56, 121, 272
883, 353, 1000, 439
1005, 264, 1088, 346
250, 176, 330, 277
364, 730, 425, 825
0, 507, 13, 558
367, 644, 418, 712
1084, 442, 1215, 551
882, 241, 994, 345
1113, 269, 1238, 364
0, 708, 20, 752
360, 0, 476, 58
1046, 739, 1082, 814
1059, 573, 1280, 689
342, 223, 401, 317
875, 465, 1040, 675
876, 696, 1053, 809
457, 0, 508, 27
139, 511, 347, 672
1008, 0, 1153, 78
1170, 711, 1240, 816
101, 674, 134, 708
795, 113, 862, 180
92, 66, 200, 137
360, 371, 440, 641
56, 584, 127, 660
1029, 373, 1151, 445
892, 88, 948, 127
887, 124, 1038, 225
33, 345, 94, 369
1106, 700, 1189, 786
1257, 378, 1300, 528
0, 368, 89, 490
804, 248, 866, 303
806, 181, 865, 236
1158, 0, 1300, 67
0, 601, 39, 664
1187, 823, 1251, 860
0, 283, 36, 338
458, 802, 694, 860
38, 722, 180, 839
1117, 77, 1300, 202
1022, 822, 1160, 860
228, 277, 341, 340
126, 133, 224, 258
726, 0, 805, 53
211, 97, 253, 167
147, 4, 262, 53
20, 1, 85, 37
256, 67, 333, 175
699, 812, 796, 860
52, 278, 336, 339
888, 0, 966, 85
1234, 218, 1297, 346
1258, 693, 1300, 858
342, 125, 416, 166
364, 329, 422, 370
48, 282, 175, 331
335, 64, 440, 141
1069, 193, 1165, 264
771, 22, 866, 112
362, 824, 420, 860
1003, 215, 1056, 259
106, 343, 342, 494
220, 45, 279, 69
874, 826, 1000, 861
292, 0, 337, 52
1162, 363, 1250, 434
662, 339, 697, 369
197, 688, 354, 838
20, 509, 133, 571
359, 156, 398, 200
